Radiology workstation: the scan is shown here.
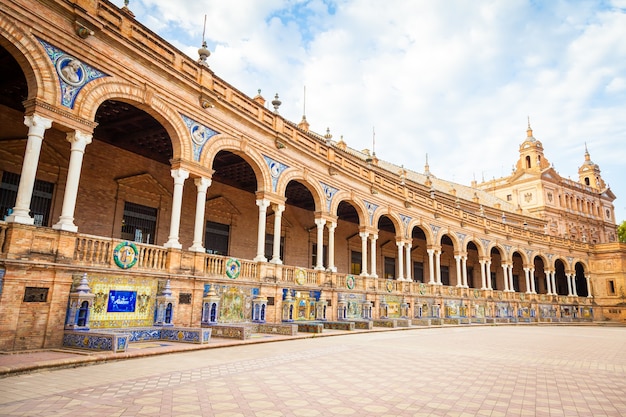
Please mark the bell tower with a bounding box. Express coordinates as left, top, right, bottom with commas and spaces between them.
578, 144, 605, 190
515, 119, 551, 174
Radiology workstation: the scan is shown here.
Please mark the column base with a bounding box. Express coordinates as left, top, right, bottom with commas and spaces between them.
253, 255, 267, 262
5, 213, 34, 225
188, 243, 205, 252
52, 221, 78, 233
163, 240, 182, 249
269, 258, 283, 265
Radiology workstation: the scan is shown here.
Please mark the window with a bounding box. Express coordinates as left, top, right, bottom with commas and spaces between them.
441, 265, 450, 286
384, 257, 396, 279
413, 261, 424, 283
0, 171, 54, 225
205, 221, 229, 255
122, 202, 157, 244
608, 280, 616, 295
265, 234, 285, 261
506, 194, 512, 201
490, 272, 497, 290
350, 251, 361, 275
311, 243, 327, 268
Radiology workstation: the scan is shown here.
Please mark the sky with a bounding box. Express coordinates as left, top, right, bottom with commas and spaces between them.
112, 0, 626, 223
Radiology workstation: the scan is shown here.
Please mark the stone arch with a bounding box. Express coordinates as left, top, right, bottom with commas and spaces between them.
372, 210, 403, 238
75, 79, 188, 161
510, 248, 529, 265
0, 20, 58, 105
330, 192, 367, 226
276, 170, 324, 213
407, 221, 435, 247
437, 229, 461, 252
465, 238, 486, 258
200, 134, 269, 193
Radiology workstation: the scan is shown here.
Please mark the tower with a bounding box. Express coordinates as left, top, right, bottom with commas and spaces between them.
515, 120, 551, 174
578, 144, 606, 190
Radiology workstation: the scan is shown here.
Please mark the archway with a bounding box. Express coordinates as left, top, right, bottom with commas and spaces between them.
574, 262, 589, 297
554, 259, 568, 295
377, 215, 397, 279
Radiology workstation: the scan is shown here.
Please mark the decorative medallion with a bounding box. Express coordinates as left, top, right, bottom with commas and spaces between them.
386, 280, 393, 293
364, 201, 378, 226
225, 258, 241, 279
419, 283, 426, 295
400, 214, 411, 238
346, 274, 356, 290
320, 182, 339, 212
264, 155, 289, 192
497, 291, 503, 300
473, 289, 480, 298
180, 114, 218, 161
38, 38, 108, 109
519, 293, 525, 301
113, 241, 139, 269
295, 268, 306, 285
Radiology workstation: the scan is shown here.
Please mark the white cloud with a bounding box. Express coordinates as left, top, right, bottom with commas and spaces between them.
111, 0, 626, 221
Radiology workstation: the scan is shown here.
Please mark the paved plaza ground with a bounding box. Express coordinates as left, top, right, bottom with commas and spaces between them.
0, 325, 625, 416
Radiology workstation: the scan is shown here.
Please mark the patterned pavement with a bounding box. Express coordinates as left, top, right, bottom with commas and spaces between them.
0, 326, 625, 416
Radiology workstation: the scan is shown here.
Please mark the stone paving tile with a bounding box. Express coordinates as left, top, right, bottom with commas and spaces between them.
1, 326, 626, 416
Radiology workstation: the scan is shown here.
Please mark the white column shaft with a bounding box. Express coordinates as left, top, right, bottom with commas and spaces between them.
327, 222, 337, 272
369, 234, 378, 278
270, 204, 285, 264
486, 261, 492, 289
462, 256, 468, 287
479, 260, 487, 290
189, 177, 211, 252
508, 265, 515, 292
435, 250, 442, 285
7, 115, 53, 224
530, 268, 537, 293
360, 232, 369, 276
455, 255, 462, 287
524, 268, 531, 294
427, 249, 435, 284
405, 243, 412, 282
253, 199, 270, 262
53, 131, 92, 232
551, 272, 557, 295
164, 168, 189, 249
502, 264, 510, 292
315, 218, 325, 270
396, 241, 404, 280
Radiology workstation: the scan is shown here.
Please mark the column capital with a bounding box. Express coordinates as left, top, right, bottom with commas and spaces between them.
315, 217, 326, 227
170, 168, 189, 183
256, 198, 270, 209
326, 221, 337, 231
194, 176, 212, 191
24, 114, 52, 135
359, 231, 369, 239
67, 130, 93, 150
272, 203, 285, 214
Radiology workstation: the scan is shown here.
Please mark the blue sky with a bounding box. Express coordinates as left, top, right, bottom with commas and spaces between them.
113, 0, 626, 223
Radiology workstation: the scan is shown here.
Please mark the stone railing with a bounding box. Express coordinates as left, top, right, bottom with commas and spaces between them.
73, 234, 168, 271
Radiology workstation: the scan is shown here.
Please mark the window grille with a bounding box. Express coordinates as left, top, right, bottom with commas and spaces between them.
0, 171, 53, 225
205, 221, 229, 255
121, 201, 157, 244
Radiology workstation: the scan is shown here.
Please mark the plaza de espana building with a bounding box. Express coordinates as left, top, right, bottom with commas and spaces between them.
0, 0, 625, 352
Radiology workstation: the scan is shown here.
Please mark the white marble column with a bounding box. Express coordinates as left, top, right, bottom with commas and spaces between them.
435, 249, 442, 285
189, 177, 211, 252
530, 268, 537, 293
566, 273, 573, 296
461, 256, 468, 287
359, 231, 369, 276
479, 260, 487, 290
486, 260, 493, 290
270, 204, 285, 264
396, 241, 404, 280
523, 267, 531, 294
369, 234, 378, 278
454, 255, 462, 287
585, 275, 592, 298
253, 199, 270, 262
314, 218, 325, 270
53, 130, 92, 232
508, 264, 515, 292
164, 168, 189, 249
326, 221, 337, 272
502, 264, 510, 292
572, 274, 578, 296
6, 114, 53, 224
550, 271, 557, 295
545, 270, 552, 295
405, 242, 412, 282
427, 249, 435, 284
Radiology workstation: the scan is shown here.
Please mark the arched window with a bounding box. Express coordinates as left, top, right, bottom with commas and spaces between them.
77, 300, 89, 327
165, 302, 173, 324
525, 155, 531, 168
210, 303, 217, 322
